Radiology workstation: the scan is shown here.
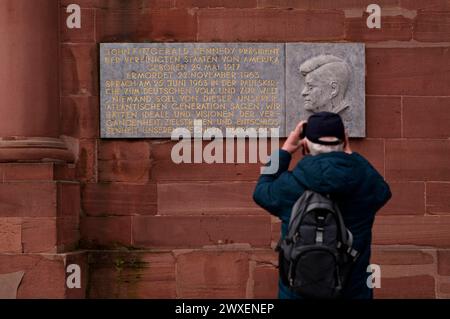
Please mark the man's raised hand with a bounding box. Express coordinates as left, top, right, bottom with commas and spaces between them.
282, 121, 306, 154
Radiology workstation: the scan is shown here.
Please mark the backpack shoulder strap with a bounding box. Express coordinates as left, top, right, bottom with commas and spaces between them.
333, 203, 360, 259
287, 190, 316, 235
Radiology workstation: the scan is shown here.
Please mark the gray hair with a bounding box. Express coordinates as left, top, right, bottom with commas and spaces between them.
306, 139, 344, 156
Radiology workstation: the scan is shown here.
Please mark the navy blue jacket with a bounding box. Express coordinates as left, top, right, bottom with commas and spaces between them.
253, 149, 392, 299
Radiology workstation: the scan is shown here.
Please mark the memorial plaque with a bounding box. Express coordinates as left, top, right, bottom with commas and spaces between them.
100, 43, 285, 138
285, 43, 365, 137
100, 43, 366, 139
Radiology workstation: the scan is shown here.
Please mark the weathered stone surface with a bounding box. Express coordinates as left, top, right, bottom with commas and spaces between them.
157, 181, 262, 214
286, 43, 365, 137
366, 47, 450, 96
252, 266, 278, 299
82, 183, 157, 216
87, 251, 176, 298
403, 97, 450, 138
197, 9, 345, 41
80, 216, 132, 248
97, 140, 152, 183
0, 218, 22, 253
374, 275, 436, 299
0, 163, 75, 182
386, 139, 450, 181
176, 250, 249, 298
371, 248, 435, 265
0, 183, 57, 218
132, 215, 271, 248
437, 251, 450, 275
0, 271, 24, 299
21, 218, 57, 253
0, 252, 87, 299
0, 255, 64, 298
366, 96, 401, 138
427, 182, 450, 215
373, 216, 450, 247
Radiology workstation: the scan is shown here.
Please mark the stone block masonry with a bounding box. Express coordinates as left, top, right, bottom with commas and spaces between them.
59, 0, 450, 299
2, 0, 450, 299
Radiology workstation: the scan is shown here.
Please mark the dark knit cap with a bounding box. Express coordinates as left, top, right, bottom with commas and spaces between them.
304, 112, 345, 146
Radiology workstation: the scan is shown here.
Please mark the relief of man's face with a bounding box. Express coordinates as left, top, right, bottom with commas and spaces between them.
301, 70, 335, 112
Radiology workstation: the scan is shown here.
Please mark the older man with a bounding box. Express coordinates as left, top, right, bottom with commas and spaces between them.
253, 112, 391, 299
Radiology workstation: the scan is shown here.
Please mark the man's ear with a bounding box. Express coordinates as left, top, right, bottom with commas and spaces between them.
301, 139, 310, 156
330, 81, 339, 98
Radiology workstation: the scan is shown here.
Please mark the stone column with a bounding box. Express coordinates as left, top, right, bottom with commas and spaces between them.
0, 0, 73, 162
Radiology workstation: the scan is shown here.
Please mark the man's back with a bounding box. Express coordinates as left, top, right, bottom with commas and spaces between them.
253, 149, 391, 299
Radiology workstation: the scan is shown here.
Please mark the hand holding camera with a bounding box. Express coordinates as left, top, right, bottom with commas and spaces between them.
281, 121, 307, 155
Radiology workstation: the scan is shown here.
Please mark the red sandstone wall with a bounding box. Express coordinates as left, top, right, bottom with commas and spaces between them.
57, 0, 450, 298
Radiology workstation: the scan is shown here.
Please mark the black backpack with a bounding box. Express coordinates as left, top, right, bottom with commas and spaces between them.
276, 190, 359, 299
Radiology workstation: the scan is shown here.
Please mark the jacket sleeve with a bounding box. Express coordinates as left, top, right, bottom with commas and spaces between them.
252, 149, 293, 216
364, 155, 393, 211
374, 175, 392, 211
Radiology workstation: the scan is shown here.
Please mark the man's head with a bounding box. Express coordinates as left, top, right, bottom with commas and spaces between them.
299, 55, 351, 114
303, 112, 346, 156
